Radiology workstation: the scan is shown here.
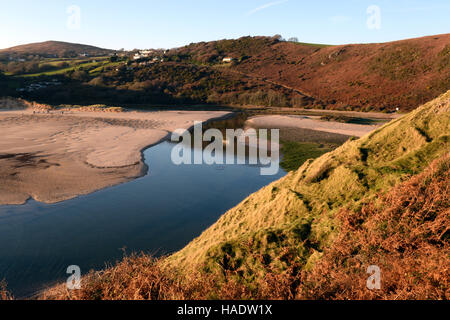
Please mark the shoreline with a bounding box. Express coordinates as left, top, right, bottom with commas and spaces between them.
0, 108, 381, 206
0, 109, 233, 205
246, 114, 383, 138
127, 111, 237, 190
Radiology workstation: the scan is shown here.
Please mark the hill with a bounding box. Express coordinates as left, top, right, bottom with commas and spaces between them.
167, 90, 449, 273
169, 34, 450, 112
33, 91, 449, 300
0, 41, 114, 58
0, 34, 449, 112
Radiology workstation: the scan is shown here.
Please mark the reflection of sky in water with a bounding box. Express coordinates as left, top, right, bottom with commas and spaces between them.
0, 141, 285, 297
173, 131, 281, 176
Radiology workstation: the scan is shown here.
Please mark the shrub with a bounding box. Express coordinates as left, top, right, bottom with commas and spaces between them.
298, 155, 449, 300
0, 280, 13, 300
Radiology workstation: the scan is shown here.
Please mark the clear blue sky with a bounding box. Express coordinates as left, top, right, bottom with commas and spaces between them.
1, 0, 449, 50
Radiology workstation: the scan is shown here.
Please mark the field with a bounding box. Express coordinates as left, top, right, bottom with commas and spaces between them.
20, 57, 114, 77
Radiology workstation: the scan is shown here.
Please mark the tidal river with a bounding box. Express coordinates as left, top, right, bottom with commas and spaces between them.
0, 141, 286, 297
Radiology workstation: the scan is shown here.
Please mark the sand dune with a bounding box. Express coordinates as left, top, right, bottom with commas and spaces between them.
0, 109, 230, 205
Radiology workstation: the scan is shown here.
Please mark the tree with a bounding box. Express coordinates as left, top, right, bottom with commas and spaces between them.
71, 70, 90, 82
288, 37, 299, 43
89, 76, 106, 87
62, 50, 77, 58
273, 34, 283, 42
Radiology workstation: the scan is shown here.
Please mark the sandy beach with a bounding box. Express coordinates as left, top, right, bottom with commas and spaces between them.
0, 109, 230, 205
247, 115, 382, 138
1, 105, 383, 206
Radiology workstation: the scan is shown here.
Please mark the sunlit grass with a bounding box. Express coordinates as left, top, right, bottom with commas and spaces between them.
280, 141, 335, 172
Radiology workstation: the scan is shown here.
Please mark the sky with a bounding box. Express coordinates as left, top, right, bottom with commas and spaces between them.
1, 0, 449, 50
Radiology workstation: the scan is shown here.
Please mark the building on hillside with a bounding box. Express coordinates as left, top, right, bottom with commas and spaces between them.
140, 50, 153, 56
222, 57, 234, 63
133, 50, 154, 60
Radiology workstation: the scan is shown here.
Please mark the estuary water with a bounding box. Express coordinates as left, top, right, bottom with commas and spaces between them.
0, 141, 286, 297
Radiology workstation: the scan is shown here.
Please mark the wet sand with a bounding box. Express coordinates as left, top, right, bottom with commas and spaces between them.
0, 109, 230, 205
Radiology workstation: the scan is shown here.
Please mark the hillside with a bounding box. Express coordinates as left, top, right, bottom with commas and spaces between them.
1, 35, 448, 112
169, 34, 450, 111
297, 154, 449, 299
167, 91, 449, 275
34, 91, 450, 300
0, 41, 113, 58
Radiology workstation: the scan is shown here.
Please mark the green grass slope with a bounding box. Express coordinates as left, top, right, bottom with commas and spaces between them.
167, 91, 450, 284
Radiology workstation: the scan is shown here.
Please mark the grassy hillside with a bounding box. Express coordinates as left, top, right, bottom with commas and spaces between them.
166, 90, 449, 279
20, 58, 115, 77
36, 153, 449, 300
298, 154, 449, 299
30, 91, 449, 301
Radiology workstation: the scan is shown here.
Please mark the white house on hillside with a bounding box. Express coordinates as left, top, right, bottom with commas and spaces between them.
222, 57, 234, 63
133, 50, 154, 60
